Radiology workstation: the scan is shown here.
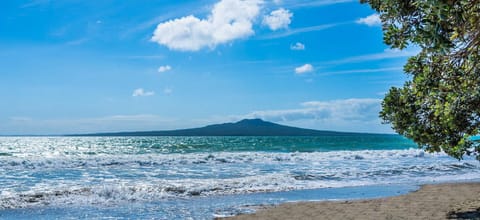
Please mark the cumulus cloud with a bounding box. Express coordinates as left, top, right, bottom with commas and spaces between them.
132, 88, 155, 97
295, 63, 313, 74
262, 8, 293, 30
158, 65, 172, 73
241, 98, 386, 132
151, 0, 262, 51
245, 99, 381, 122
290, 42, 305, 50
300, 99, 381, 120
356, 14, 381, 26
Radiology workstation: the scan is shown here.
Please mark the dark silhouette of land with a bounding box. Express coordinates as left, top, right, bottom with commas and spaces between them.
69, 119, 368, 136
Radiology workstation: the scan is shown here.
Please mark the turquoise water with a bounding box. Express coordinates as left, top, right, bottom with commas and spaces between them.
0, 135, 479, 219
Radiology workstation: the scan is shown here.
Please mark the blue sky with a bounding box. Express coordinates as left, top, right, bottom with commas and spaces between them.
0, 0, 416, 135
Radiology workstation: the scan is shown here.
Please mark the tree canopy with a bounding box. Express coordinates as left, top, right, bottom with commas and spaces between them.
360, 0, 480, 160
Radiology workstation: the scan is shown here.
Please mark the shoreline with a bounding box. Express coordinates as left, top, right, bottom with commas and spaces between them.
224, 182, 480, 220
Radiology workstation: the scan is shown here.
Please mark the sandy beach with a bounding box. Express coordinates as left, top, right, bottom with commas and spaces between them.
227, 182, 480, 220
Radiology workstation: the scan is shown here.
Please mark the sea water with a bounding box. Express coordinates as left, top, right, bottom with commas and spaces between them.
0, 136, 479, 219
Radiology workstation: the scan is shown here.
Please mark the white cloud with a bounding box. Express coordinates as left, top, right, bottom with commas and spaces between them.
356, 14, 381, 26
246, 99, 381, 122
158, 65, 172, 73
21, 0, 50, 8
322, 47, 420, 65
290, 42, 305, 50
261, 22, 342, 39
319, 67, 402, 76
122, 1, 210, 39
151, 0, 262, 51
262, 8, 293, 31
295, 64, 313, 74
241, 98, 388, 133
132, 88, 155, 97
301, 99, 381, 120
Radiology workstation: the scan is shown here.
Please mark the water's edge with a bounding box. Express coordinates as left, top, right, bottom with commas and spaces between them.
223, 178, 480, 218
1, 136, 479, 219
0, 183, 421, 219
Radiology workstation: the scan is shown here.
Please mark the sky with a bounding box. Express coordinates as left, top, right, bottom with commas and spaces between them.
0, 0, 417, 135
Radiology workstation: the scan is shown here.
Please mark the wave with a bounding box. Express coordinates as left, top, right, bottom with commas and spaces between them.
0, 149, 441, 170
1, 149, 479, 210
0, 137, 477, 210
2, 172, 479, 210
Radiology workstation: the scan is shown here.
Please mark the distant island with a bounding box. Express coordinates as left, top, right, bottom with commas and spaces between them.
69, 119, 369, 136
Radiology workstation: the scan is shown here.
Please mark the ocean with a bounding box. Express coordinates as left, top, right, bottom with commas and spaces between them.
0, 136, 479, 219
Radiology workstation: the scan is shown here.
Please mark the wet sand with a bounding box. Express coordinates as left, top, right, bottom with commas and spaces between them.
226, 182, 480, 220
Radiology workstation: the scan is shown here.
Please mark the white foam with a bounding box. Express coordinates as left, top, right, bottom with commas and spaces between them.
1, 137, 479, 210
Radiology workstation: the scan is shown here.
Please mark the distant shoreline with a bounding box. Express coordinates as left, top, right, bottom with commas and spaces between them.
225, 181, 480, 220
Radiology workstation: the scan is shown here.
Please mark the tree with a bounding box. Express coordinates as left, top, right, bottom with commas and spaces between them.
360, 0, 480, 160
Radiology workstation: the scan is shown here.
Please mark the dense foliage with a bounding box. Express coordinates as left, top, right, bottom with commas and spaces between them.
360, 0, 480, 159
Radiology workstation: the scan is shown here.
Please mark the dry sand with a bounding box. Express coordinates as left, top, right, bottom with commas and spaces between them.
225, 182, 480, 220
